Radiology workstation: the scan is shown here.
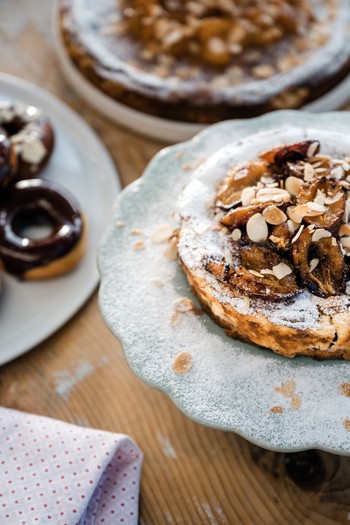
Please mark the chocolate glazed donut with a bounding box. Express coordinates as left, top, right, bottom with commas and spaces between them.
0, 128, 17, 189
0, 179, 86, 279
0, 101, 54, 181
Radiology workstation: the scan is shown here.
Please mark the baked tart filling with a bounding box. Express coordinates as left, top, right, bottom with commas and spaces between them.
177, 128, 350, 359
59, 0, 350, 123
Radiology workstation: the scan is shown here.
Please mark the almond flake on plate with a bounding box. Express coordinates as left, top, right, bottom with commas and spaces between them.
133, 240, 146, 250
290, 393, 302, 410
163, 237, 178, 260
285, 176, 303, 196
151, 224, 173, 243
303, 163, 315, 181
246, 213, 268, 242
231, 228, 242, 241
151, 278, 164, 287
129, 228, 144, 235
115, 220, 125, 228
172, 352, 193, 374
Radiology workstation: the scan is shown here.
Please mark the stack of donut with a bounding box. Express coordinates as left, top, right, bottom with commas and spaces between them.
0, 100, 86, 280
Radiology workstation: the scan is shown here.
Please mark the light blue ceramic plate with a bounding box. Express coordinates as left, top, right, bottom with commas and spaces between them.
98, 111, 350, 455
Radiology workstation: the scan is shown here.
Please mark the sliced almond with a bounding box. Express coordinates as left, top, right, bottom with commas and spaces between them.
287, 204, 308, 223
133, 240, 145, 250
246, 213, 269, 243
163, 237, 178, 260
287, 219, 298, 233
307, 142, 320, 158
249, 270, 264, 278
272, 262, 292, 280
292, 225, 304, 243
311, 229, 332, 242
314, 189, 326, 206
304, 163, 315, 181
330, 166, 344, 180
324, 192, 343, 205
306, 202, 327, 213
260, 269, 275, 276
340, 237, 350, 249
151, 224, 173, 243
116, 220, 125, 227
172, 352, 193, 374
309, 258, 319, 272
339, 224, 350, 237
256, 188, 289, 197
262, 206, 287, 226
231, 228, 242, 241
285, 176, 303, 196
241, 187, 256, 207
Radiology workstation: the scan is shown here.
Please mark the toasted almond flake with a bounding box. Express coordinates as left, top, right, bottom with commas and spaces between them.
343, 201, 350, 223
275, 380, 295, 398
246, 213, 268, 243
339, 224, 350, 237
340, 383, 350, 397
241, 187, 256, 206
252, 194, 288, 204
133, 240, 145, 250
174, 297, 195, 313
249, 270, 264, 278
332, 237, 337, 246
257, 188, 289, 196
340, 237, 350, 249
304, 163, 315, 181
287, 219, 298, 233
314, 189, 326, 205
314, 167, 328, 174
175, 150, 184, 158
324, 192, 343, 205
170, 312, 181, 326
309, 258, 319, 272
272, 262, 292, 280
163, 237, 178, 260
306, 202, 327, 213
243, 296, 250, 314
231, 228, 242, 241
269, 235, 281, 244
287, 204, 308, 223
340, 181, 350, 189
307, 142, 319, 158
151, 278, 164, 287
290, 393, 302, 410
260, 269, 275, 276
312, 229, 332, 242
285, 176, 303, 196
151, 224, 173, 243
343, 419, 350, 431
262, 206, 287, 226
116, 220, 125, 228
182, 163, 192, 171
292, 225, 304, 243
269, 406, 284, 414
129, 228, 144, 235
331, 166, 344, 179
220, 226, 229, 235
172, 352, 193, 374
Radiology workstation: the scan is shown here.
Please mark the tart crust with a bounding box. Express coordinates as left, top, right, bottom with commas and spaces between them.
177, 126, 350, 359
59, 0, 350, 124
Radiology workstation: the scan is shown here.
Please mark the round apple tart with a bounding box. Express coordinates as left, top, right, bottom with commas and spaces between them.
177, 127, 350, 359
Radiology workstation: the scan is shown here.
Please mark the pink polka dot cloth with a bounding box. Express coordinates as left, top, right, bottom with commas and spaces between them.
0, 408, 143, 525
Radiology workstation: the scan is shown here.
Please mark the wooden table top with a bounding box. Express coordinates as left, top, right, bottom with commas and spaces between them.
1, 1, 350, 523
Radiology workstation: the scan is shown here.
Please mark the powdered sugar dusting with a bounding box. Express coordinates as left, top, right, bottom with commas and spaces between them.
98, 113, 350, 454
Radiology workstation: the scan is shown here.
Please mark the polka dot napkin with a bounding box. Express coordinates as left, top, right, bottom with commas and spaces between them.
0, 408, 143, 524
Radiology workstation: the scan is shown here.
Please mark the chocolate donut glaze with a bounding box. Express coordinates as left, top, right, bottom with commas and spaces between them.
0, 129, 17, 189
0, 101, 55, 180
0, 179, 84, 277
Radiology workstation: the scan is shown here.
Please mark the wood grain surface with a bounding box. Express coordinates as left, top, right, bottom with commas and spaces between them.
1, 1, 350, 523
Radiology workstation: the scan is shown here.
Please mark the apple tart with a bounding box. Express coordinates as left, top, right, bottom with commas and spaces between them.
177, 127, 350, 359
59, 0, 350, 123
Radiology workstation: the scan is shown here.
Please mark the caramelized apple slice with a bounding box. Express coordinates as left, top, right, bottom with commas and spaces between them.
229, 244, 299, 301
216, 160, 271, 208
260, 140, 320, 165
297, 178, 345, 229
292, 228, 345, 297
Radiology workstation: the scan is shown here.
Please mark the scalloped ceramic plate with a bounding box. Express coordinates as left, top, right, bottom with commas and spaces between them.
98, 110, 350, 455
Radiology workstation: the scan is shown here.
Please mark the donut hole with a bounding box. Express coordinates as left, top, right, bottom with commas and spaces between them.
12, 208, 55, 240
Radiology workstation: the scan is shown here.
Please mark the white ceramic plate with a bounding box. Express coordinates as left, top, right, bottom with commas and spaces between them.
0, 73, 120, 365
99, 110, 350, 455
54, 9, 350, 143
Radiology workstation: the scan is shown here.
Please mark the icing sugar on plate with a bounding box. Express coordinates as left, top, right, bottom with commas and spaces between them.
98, 111, 350, 455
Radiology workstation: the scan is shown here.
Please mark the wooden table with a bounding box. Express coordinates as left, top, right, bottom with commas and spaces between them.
1, 2, 350, 523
